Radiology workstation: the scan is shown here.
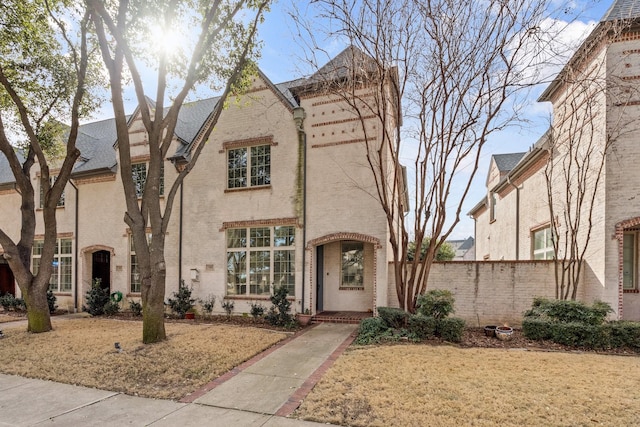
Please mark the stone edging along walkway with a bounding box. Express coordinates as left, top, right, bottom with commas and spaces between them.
179, 323, 358, 416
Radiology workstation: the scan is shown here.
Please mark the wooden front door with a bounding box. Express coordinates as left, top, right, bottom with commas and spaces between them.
0, 263, 15, 295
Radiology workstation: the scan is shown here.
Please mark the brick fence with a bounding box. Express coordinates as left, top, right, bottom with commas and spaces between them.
386, 260, 580, 327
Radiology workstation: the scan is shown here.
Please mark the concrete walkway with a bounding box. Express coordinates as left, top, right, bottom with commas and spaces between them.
0, 322, 356, 426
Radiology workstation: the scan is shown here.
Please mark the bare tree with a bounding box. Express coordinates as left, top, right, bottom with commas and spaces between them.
0, 0, 95, 332
294, 0, 553, 311
544, 18, 639, 300
87, 0, 271, 343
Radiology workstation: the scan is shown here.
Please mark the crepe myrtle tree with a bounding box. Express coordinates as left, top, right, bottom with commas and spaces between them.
293, 0, 556, 311
87, 0, 271, 343
0, 0, 98, 332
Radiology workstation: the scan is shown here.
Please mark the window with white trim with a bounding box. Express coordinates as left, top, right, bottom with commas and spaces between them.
226, 225, 294, 296
130, 233, 152, 293
32, 239, 72, 292
341, 241, 364, 289
227, 145, 271, 189
623, 232, 637, 290
131, 163, 164, 198
532, 227, 554, 260
40, 176, 64, 208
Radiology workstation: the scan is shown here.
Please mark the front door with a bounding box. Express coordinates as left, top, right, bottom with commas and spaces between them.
92, 250, 111, 292
0, 262, 15, 295
316, 245, 324, 312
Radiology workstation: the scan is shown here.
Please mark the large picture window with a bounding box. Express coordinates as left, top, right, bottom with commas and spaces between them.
227, 225, 294, 296
32, 239, 72, 292
39, 176, 65, 208
532, 227, 554, 260
341, 241, 364, 289
227, 145, 271, 189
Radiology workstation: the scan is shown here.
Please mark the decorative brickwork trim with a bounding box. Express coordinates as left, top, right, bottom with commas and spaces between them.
0, 188, 17, 196
310, 93, 374, 107
613, 216, 640, 319
311, 115, 375, 128
224, 185, 272, 194
623, 48, 640, 55
74, 174, 116, 185
131, 154, 151, 163
219, 217, 299, 231
218, 135, 275, 153
306, 232, 382, 249
311, 137, 375, 149
622, 75, 640, 81
34, 232, 73, 239
80, 245, 115, 257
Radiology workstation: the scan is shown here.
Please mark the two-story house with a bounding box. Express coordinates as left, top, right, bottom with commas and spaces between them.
469, 0, 640, 321
0, 47, 404, 316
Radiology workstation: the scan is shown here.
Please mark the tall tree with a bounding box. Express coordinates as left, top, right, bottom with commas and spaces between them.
0, 0, 96, 332
87, 0, 271, 343
294, 0, 554, 311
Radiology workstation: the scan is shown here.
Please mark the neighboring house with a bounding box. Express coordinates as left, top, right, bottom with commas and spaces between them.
445, 237, 475, 261
469, 0, 640, 321
0, 47, 404, 315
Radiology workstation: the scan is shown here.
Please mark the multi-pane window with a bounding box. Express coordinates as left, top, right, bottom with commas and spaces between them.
227, 225, 294, 296
40, 176, 65, 208
623, 233, 637, 290
341, 241, 364, 289
131, 163, 164, 198
130, 233, 152, 293
32, 239, 72, 292
532, 227, 554, 260
227, 145, 271, 189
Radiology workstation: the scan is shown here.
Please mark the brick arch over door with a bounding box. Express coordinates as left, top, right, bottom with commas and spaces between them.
614, 217, 640, 318
306, 232, 382, 314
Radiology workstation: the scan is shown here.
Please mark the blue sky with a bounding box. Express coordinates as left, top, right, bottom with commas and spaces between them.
102, 0, 615, 241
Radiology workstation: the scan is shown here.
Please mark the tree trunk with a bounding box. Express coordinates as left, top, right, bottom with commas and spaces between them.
23, 282, 52, 333
141, 246, 167, 343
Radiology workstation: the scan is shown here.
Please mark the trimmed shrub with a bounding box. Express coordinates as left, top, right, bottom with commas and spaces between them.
84, 279, 110, 316
103, 300, 120, 316
407, 314, 437, 339
609, 321, 640, 349
522, 318, 554, 341
551, 322, 610, 349
166, 280, 196, 318
437, 317, 465, 342
377, 306, 409, 328
47, 290, 57, 314
416, 289, 455, 319
129, 299, 142, 316
355, 317, 390, 345
524, 298, 612, 325
265, 286, 294, 327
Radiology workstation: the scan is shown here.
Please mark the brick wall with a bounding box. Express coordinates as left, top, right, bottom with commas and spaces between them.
387, 260, 571, 326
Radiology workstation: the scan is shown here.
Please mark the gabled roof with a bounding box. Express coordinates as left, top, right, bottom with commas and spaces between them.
492, 152, 526, 173
0, 150, 25, 188
602, 0, 640, 21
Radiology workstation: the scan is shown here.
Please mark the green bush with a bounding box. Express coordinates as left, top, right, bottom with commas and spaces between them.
84, 279, 110, 316
103, 300, 120, 316
222, 300, 234, 318
524, 298, 612, 325
265, 286, 294, 327
407, 314, 437, 339
377, 306, 409, 328
437, 317, 465, 342
522, 318, 555, 341
201, 294, 216, 316
250, 301, 265, 320
47, 290, 57, 314
355, 317, 391, 345
166, 280, 196, 318
0, 293, 25, 311
129, 299, 142, 316
550, 322, 609, 349
609, 321, 640, 349
416, 289, 455, 319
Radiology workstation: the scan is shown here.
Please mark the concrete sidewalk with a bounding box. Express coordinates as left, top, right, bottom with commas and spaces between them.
0, 323, 356, 426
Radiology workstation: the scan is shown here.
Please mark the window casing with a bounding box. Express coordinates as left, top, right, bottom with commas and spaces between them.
32, 239, 72, 292
341, 241, 364, 289
532, 227, 554, 260
227, 145, 271, 189
132, 163, 164, 198
40, 176, 65, 208
623, 232, 637, 290
226, 225, 295, 296
130, 233, 152, 293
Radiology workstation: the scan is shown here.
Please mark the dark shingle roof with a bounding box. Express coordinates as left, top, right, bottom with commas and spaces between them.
602, 0, 640, 21
492, 152, 526, 173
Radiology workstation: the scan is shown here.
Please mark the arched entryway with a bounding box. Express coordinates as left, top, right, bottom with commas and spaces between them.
92, 250, 111, 292
0, 258, 15, 296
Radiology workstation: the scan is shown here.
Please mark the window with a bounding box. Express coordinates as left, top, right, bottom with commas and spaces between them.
226, 225, 294, 296
40, 176, 65, 208
130, 233, 152, 293
623, 233, 637, 290
227, 145, 271, 189
532, 227, 554, 260
341, 241, 364, 289
32, 239, 72, 292
131, 163, 164, 198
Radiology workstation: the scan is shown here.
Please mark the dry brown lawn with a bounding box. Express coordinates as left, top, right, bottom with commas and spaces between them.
0, 314, 22, 323
296, 344, 640, 427
0, 317, 287, 399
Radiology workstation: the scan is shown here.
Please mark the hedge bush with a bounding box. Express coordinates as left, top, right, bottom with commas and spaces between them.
407, 314, 437, 339
522, 318, 554, 341
416, 289, 455, 319
437, 317, 465, 343
608, 321, 640, 349
377, 306, 409, 328
355, 317, 391, 345
524, 298, 612, 325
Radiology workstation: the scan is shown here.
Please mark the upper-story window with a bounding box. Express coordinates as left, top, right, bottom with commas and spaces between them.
227, 145, 271, 189
532, 226, 554, 260
40, 176, 64, 208
131, 163, 164, 198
